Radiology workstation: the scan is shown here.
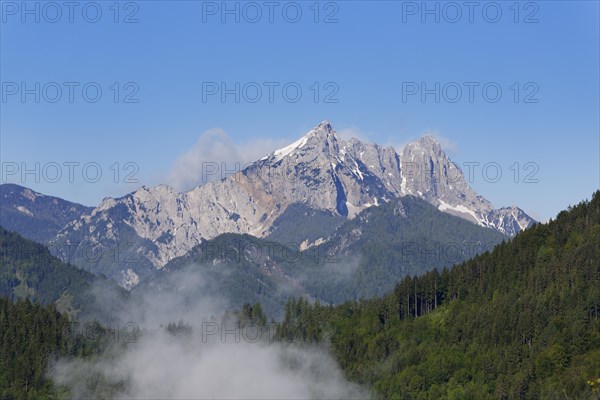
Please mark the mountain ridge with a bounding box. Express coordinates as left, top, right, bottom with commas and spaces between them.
275, 190, 600, 399
7, 121, 535, 288
134, 195, 507, 318
0, 183, 93, 244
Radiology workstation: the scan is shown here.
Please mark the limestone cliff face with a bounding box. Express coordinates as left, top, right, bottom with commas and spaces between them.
51, 121, 534, 287
399, 135, 534, 235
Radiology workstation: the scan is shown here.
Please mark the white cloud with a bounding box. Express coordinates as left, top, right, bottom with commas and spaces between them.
166, 126, 459, 192
51, 334, 367, 399
49, 267, 370, 400
166, 128, 289, 192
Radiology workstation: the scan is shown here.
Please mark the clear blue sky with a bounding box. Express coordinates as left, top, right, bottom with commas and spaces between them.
1, 0, 598, 222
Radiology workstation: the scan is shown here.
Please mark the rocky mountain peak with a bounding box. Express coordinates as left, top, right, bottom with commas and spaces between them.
270, 121, 341, 163
302, 120, 340, 152
45, 121, 536, 288
417, 133, 441, 146
403, 134, 445, 161
306, 120, 334, 137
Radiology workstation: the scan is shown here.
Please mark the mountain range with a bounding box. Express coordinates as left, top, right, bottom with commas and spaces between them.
277, 190, 600, 399
134, 195, 507, 318
0, 184, 93, 244
1, 121, 535, 289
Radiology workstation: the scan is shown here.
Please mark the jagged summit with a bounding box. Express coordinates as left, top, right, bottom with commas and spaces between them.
50, 120, 536, 288
313, 120, 334, 135
271, 121, 337, 161
406, 134, 444, 156
418, 133, 440, 143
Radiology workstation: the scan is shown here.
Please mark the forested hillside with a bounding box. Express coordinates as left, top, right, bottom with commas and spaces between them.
277, 191, 600, 399
1, 192, 598, 399
140, 196, 506, 318
297, 195, 506, 302
137, 233, 308, 318
0, 298, 100, 399
0, 226, 126, 319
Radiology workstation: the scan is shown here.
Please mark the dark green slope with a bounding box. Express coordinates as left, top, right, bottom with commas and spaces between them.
288, 195, 507, 303
0, 226, 126, 320
0, 298, 103, 399
277, 191, 600, 399
141, 196, 507, 319
136, 233, 308, 318
266, 202, 344, 245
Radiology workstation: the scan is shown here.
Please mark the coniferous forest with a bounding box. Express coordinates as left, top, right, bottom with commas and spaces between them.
277, 191, 600, 399
3, 1, 598, 398
1, 192, 599, 399
0, 298, 101, 399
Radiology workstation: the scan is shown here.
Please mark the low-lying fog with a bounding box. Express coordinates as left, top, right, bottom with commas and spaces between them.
49, 267, 370, 399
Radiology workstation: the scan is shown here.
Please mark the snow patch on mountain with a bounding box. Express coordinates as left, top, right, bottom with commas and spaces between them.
273, 135, 310, 161
51, 121, 535, 288
438, 200, 483, 226
16, 206, 33, 217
